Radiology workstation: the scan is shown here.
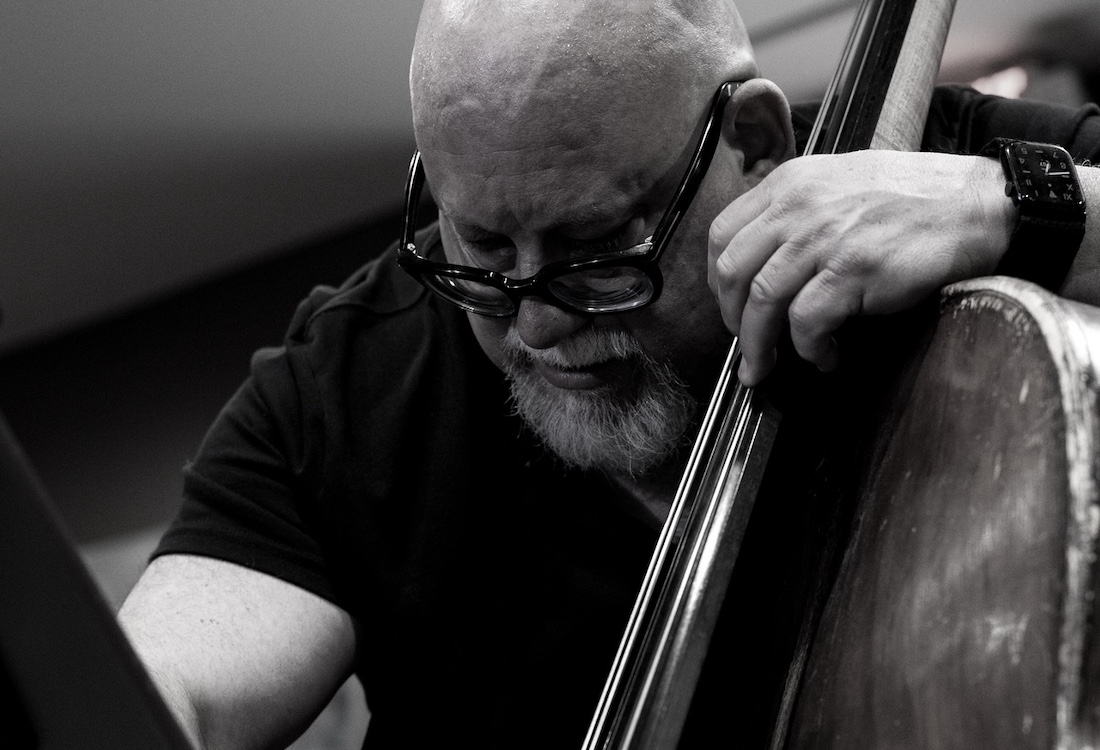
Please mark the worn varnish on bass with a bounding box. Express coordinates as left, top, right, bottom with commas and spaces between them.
784, 278, 1100, 749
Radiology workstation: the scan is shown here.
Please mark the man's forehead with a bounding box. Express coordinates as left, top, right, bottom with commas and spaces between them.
416, 92, 615, 155
418, 94, 714, 239
423, 144, 663, 234
410, 0, 757, 231
414, 41, 707, 158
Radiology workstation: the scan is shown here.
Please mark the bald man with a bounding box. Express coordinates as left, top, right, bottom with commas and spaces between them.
119, 1, 1100, 747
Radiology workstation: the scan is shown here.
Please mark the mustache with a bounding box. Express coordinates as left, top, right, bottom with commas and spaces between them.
499, 326, 644, 371
500, 325, 696, 476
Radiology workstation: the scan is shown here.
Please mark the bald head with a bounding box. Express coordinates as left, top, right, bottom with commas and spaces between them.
403, 1, 794, 476
410, 0, 758, 157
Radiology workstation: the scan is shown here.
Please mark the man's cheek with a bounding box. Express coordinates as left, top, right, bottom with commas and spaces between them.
467, 315, 511, 371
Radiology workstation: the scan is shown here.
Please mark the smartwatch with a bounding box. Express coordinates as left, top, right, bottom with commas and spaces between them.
979, 137, 1087, 291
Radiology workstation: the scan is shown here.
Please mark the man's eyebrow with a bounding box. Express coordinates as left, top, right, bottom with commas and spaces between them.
445, 197, 637, 235
446, 216, 492, 234
554, 208, 627, 234
547, 186, 653, 232
560, 163, 683, 230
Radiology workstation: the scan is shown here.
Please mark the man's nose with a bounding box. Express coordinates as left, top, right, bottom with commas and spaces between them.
514, 296, 590, 350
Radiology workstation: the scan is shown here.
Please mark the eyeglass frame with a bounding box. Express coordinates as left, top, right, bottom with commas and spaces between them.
397, 80, 742, 317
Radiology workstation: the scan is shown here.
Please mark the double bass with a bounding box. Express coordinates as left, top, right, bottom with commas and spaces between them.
585, 1, 1100, 747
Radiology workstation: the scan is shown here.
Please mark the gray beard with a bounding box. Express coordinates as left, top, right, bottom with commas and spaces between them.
499, 327, 696, 477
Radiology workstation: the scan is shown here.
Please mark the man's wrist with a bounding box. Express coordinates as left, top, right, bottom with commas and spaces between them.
979, 138, 1087, 292
972, 156, 1016, 275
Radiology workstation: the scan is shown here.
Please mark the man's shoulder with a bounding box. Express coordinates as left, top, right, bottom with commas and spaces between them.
285, 225, 440, 345
246, 222, 487, 414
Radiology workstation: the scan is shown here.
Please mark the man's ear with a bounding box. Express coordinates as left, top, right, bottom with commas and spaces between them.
723, 78, 795, 184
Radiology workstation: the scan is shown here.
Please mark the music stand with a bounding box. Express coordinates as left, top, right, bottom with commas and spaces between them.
0, 410, 192, 749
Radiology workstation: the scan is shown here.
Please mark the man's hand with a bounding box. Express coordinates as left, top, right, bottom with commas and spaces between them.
708, 150, 1012, 385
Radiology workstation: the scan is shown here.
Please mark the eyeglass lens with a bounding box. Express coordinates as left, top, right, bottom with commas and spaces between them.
420, 261, 657, 316
546, 266, 655, 311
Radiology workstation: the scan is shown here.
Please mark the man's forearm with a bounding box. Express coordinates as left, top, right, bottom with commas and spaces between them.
118, 633, 204, 750
1060, 165, 1100, 306
117, 554, 358, 750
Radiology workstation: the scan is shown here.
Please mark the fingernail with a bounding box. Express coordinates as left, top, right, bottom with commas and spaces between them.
738, 360, 752, 384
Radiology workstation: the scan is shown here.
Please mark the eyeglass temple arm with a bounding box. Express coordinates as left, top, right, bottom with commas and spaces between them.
648, 82, 738, 253
402, 151, 427, 250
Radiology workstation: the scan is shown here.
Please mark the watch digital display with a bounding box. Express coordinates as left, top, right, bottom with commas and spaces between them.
1006, 142, 1085, 211
981, 137, 1087, 291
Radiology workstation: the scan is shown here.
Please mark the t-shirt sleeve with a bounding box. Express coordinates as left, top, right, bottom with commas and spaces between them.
794, 85, 1100, 161
923, 84, 1100, 162
152, 293, 338, 604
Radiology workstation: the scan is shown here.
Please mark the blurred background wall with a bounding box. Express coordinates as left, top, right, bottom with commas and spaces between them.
1, 0, 1098, 746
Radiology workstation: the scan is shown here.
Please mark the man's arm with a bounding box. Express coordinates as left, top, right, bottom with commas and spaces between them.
118, 554, 357, 750
1059, 164, 1100, 302
708, 151, 1100, 385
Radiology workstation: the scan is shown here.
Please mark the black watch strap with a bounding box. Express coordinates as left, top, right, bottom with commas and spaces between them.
979, 137, 1087, 291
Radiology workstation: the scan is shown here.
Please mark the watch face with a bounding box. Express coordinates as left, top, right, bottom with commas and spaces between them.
1007, 142, 1085, 210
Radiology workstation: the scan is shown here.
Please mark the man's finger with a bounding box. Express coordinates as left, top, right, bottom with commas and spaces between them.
709, 203, 792, 335
735, 244, 816, 384
787, 268, 864, 371
708, 183, 770, 267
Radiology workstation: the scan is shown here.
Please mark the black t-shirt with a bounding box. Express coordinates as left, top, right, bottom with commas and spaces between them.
156, 225, 660, 747
154, 86, 1100, 748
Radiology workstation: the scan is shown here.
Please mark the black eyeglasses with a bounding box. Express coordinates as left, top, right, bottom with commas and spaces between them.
397, 81, 741, 317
